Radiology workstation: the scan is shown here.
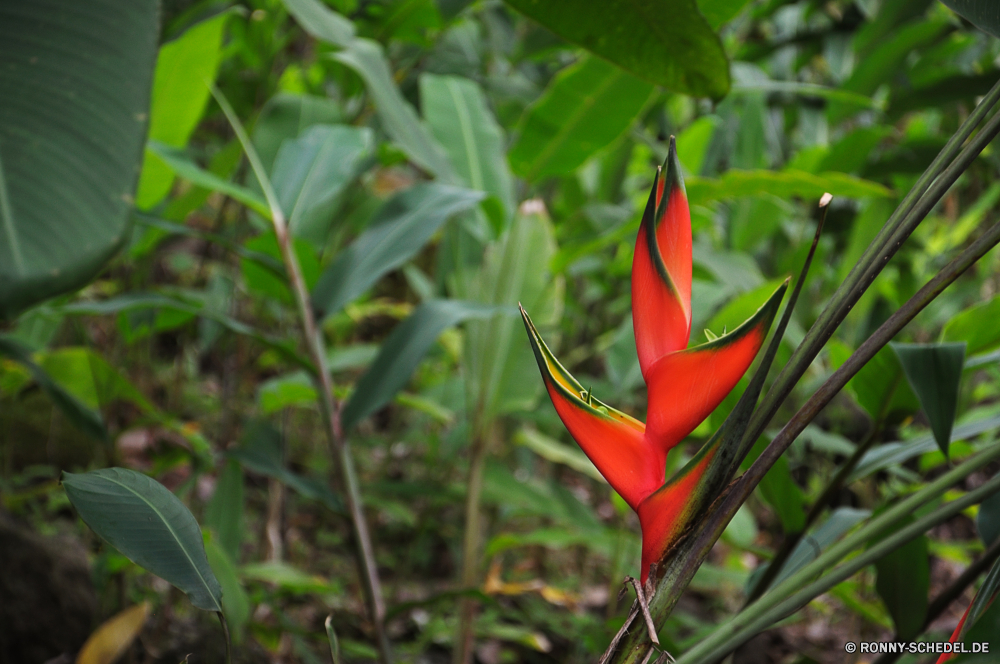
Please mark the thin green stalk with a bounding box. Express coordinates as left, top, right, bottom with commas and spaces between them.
454, 422, 493, 664
746, 423, 881, 604
675, 472, 1000, 663
211, 86, 392, 663
217, 611, 232, 664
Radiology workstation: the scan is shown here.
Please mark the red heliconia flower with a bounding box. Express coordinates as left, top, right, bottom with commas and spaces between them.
521, 138, 786, 583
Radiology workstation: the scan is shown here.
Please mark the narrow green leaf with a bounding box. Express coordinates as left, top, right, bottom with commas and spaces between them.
271, 124, 373, 243
420, 74, 514, 221
325, 615, 342, 664
311, 183, 484, 318
136, 12, 231, 209
892, 342, 966, 457
829, 341, 920, 423
63, 468, 223, 612
962, 556, 1000, 644
686, 169, 892, 204
205, 460, 245, 561
503, 0, 730, 99
0, 336, 107, 442
342, 300, 501, 430
282, 0, 356, 44
514, 428, 604, 483
872, 515, 930, 640
0, 0, 158, 318
508, 56, 655, 181
147, 141, 271, 218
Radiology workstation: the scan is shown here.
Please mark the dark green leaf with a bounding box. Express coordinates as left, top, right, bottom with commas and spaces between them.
252, 94, 345, 175
829, 341, 920, 424
311, 183, 484, 318
978, 491, 1000, 546
62, 468, 223, 612
508, 56, 655, 181
892, 342, 966, 457
342, 300, 501, 430
872, 515, 930, 640
205, 539, 250, 644
697, 0, 752, 29
271, 124, 373, 243
0, 336, 108, 442
503, 0, 730, 99
940, 0, 1000, 39
0, 0, 158, 318
205, 460, 245, 562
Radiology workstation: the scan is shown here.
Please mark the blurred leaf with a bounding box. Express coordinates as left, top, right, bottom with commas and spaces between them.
252, 93, 345, 175
697, 0, 752, 28
942, 294, 1000, 355
421, 74, 514, 222
961, 557, 1000, 645
241, 560, 341, 595
850, 413, 1000, 482
940, 0, 1000, 39
311, 183, 483, 318
676, 115, 721, 176
514, 428, 604, 482
242, 232, 319, 304
76, 602, 150, 664
205, 539, 250, 645
63, 468, 223, 612
342, 299, 500, 430
136, 12, 230, 209
503, 0, 730, 99
508, 56, 655, 181
259, 371, 317, 413
458, 205, 564, 421
205, 460, 245, 561
0, 0, 157, 318
148, 141, 271, 217
272, 124, 373, 243
283, 0, 355, 44
829, 340, 920, 423
686, 169, 891, 204
0, 336, 107, 442
978, 491, 1000, 546
749, 508, 871, 591
705, 278, 787, 343
229, 421, 345, 513
872, 515, 929, 640
759, 455, 805, 534
892, 342, 966, 457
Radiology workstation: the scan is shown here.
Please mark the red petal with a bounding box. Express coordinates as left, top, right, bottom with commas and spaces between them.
636, 446, 717, 584
644, 283, 784, 454
521, 306, 663, 510
632, 137, 692, 380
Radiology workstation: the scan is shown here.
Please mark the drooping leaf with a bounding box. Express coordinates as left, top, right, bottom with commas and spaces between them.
503, 0, 730, 99
892, 342, 966, 457
342, 300, 500, 430
205, 459, 245, 561
311, 183, 483, 318
0, 336, 107, 442
147, 141, 271, 217
136, 12, 231, 209
939, 1, 1000, 39
62, 468, 223, 612
271, 124, 373, 243
205, 539, 251, 644
829, 341, 920, 424
421, 74, 515, 222
76, 603, 150, 664
0, 0, 158, 318
508, 56, 655, 181
872, 514, 930, 640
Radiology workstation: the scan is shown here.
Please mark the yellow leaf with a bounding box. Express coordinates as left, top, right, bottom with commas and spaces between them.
76, 602, 150, 664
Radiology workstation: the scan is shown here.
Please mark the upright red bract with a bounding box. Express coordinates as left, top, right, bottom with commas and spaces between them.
521, 137, 786, 582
